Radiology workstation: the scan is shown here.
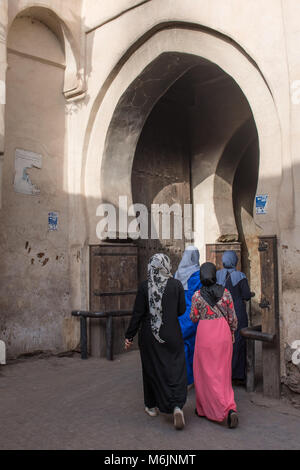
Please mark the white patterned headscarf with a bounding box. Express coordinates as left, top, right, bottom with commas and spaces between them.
148, 253, 172, 344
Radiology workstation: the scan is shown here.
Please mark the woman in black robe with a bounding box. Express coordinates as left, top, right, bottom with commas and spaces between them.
216, 250, 251, 383
125, 253, 187, 430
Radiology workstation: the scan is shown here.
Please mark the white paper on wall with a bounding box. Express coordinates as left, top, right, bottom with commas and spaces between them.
0, 80, 5, 105
14, 148, 42, 195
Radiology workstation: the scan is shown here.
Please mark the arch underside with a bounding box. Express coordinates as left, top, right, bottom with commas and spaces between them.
84, 25, 283, 248
9, 5, 83, 100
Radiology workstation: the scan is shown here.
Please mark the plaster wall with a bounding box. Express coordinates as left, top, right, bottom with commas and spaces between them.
0, 0, 8, 208
0, 15, 74, 357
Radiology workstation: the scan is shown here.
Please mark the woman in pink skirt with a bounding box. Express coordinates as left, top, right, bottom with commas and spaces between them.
190, 262, 239, 428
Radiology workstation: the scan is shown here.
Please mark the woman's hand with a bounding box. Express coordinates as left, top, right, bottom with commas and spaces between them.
232, 333, 235, 344
124, 338, 133, 350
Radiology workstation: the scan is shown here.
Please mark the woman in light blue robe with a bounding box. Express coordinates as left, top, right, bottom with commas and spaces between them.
175, 246, 202, 385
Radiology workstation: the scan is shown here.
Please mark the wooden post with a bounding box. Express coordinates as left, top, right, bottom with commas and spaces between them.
245, 293, 255, 392
246, 339, 255, 392
80, 316, 88, 360
106, 315, 114, 361
258, 236, 281, 398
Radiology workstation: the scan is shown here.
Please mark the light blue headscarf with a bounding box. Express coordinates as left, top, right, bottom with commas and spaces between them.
174, 246, 200, 290
216, 250, 246, 287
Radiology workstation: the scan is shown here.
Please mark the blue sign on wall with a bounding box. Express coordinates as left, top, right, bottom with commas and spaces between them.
48, 212, 58, 231
256, 195, 268, 214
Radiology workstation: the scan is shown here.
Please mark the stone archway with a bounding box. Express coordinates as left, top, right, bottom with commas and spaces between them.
83, 26, 283, 249
83, 24, 284, 372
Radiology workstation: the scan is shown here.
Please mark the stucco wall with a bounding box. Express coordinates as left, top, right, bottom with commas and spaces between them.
0, 0, 8, 208
0, 15, 72, 357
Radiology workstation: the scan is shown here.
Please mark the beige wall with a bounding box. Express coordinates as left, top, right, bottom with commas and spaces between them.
0, 0, 8, 208
0, 0, 299, 397
0, 14, 71, 356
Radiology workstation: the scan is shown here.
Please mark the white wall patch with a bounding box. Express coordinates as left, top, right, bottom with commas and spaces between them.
0, 340, 6, 365
0, 80, 5, 105
14, 148, 42, 195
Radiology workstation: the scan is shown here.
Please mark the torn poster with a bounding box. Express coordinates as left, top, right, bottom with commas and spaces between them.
14, 148, 42, 195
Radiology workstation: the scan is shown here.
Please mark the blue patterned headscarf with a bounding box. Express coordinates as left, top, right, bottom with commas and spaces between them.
174, 246, 200, 290
216, 250, 246, 287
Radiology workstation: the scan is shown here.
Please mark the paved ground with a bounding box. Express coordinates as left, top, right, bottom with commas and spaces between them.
0, 350, 299, 450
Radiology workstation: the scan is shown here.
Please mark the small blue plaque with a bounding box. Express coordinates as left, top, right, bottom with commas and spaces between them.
48, 211, 58, 231
256, 195, 268, 214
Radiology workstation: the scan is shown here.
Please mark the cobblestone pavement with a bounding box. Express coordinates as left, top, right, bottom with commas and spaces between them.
0, 350, 299, 450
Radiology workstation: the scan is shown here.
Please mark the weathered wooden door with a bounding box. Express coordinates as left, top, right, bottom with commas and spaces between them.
258, 235, 281, 398
206, 242, 242, 271
132, 96, 191, 280
89, 243, 138, 357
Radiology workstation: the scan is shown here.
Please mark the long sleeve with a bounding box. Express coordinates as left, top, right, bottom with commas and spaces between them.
179, 272, 201, 338
190, 291, 201, 323
177, 280, 186, 317
125, 283, 147, 340
239, 277, 251, 301
224, 289, 238, 333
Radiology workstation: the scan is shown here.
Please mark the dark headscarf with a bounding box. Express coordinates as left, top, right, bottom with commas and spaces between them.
200, 262, 225, 308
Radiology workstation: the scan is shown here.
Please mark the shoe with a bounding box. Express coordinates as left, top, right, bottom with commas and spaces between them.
232, 379, 246, 387
145, 406, 158, 417
173, 407, 185, 430
227, 409, 239, 429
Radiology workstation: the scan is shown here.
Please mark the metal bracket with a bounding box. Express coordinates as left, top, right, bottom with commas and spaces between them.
258, 240, 269, 252
93, 290, 137, 297
259, 298, 270, 309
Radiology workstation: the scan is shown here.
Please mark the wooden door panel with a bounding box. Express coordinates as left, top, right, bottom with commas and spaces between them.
132, 99, 191, 280
90, 244, 138, 357
206, 242, 242, 271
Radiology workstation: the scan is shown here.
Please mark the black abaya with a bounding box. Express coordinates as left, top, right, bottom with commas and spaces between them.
223, 276, 251, 381
125, 278, 187, 414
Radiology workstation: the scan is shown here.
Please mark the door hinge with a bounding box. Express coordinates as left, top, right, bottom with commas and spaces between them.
258, 240, 268, 252
259, 298, 270, 309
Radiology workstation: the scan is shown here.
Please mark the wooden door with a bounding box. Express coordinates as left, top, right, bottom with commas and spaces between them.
132, 96, 191, 280
206, 242, 242, 271
258, 236, 281, 398
89, 243, 138, 357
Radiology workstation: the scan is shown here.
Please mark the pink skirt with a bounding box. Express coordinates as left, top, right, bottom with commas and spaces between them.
193, 317, 237, 422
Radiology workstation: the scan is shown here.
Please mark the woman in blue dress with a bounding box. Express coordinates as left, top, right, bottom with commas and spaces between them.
216, 250, 251, 383
175, 246, 202, 386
